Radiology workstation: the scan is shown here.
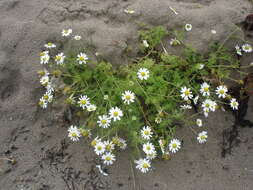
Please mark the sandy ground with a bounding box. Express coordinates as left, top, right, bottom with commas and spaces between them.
0, 0, 253, 189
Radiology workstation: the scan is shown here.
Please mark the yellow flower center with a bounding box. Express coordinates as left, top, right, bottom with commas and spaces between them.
200, 135, 206, 140
79, 56, 84, 61
97, 146, 102, 151
101, 119, 107, 125
71, 133, 77, 137
40, 52, 45, 56
113, 112, 119, 117
91, 140, 97, 146
55, 56, 61, 61
219, 89, 224, 94
48, 42, 52, 46
125, 95, 131, 100
105, 156, 111, 161
172, 143, 177, 149
141, 72, 146, 77
184, 90, 190, 96
142, 163, 149, 168
147, 146, 151, 150
43, 95, 49, 100
144, 131, 150, 135
80, 100, 87, 105
204, 87, 209, 92
106, 145, 111, 151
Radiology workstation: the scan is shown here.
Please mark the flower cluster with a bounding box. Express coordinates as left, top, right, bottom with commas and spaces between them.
37, 26, 251, 175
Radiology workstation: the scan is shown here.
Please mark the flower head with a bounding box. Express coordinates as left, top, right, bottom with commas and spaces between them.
202, 99, 217, 113
197, 131, 208, 144
55, 52, 65, 65
118, 138, 127, 150
78, 95, 90, 109
137, 68, 150, 80
143, 142, 155, 155
216, 85, 228, 98
94, 141, 105, 155
135, 158, 151, 173
230, 98, 239, 110
87, 104, 96, 112
62, 29, 72, 37
185, 24, 192, 31
68, 125, 81, 142
40, 75, 50, 86
44, 42, 56, 49
196, 119, 203, 127
102, 152, 116, 165
143, 40, 149, 48
74, 35, 82, 40
97, 115, 111, 128
200, 82, 210, 96
180, 86, 193, 101
141, 126, 153, 140
39, 97, 48, 109
77, 52, 88, 64
109, 107, 123, 121
121, 90, 135, 104
169, 139, 181, 153
40, 51, 50, 64
242, 44, 252, 53
104, 140, 115, 152
146, 150, 157, 160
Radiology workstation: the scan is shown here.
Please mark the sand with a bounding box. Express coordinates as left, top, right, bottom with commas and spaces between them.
0, 0, 253, 189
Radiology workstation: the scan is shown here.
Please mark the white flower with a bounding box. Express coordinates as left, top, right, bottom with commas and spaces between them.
44, 42, 56, 49
216, 85, 228, 98
77, 52, 88, 64
135, 158, 151, 173
94, 141, 105, 155
143, 40, 149, 48
91, 136, 102, 147
74, 35, 81, 40
185, 24, 192, 31
143, 142, 155, 155
169, 139, 181, 153
242, 44, 252, 53
141, 126, 153, 140
39, 97, 47, 109
230, 98, 239, 110
211, 29, 217, 34
68, 125, 81, 142
104, 140, 115, 152
197, 131, 208, 144
87, 104, 96, 112
155, 117, 162, 124
78, 95, 90, 109
40, 75, 50, 86
42, 91, 53, 103
146, 150, 157, 160
121, 90, 135, 104
180, 104, 192, 110
55, 52, 65, 65
170, 38, 181, 46
137, 68, 150, 80
196, 119, 203, 127
200, 82, 210, 96
54, 53, 65, 65
102, 152, 116, 165
193, 96, 199, 105
202, 99, 217, 113
62, 29, 72, 37
97, 115, 111, 128
235, 45, 242, 56
118, 138, 127, 150
109, 107, 123, 121
180, 86, 193, 101
40, 51, 50, 64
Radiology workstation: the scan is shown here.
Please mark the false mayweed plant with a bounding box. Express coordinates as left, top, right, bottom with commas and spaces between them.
37, 26, 252, 174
